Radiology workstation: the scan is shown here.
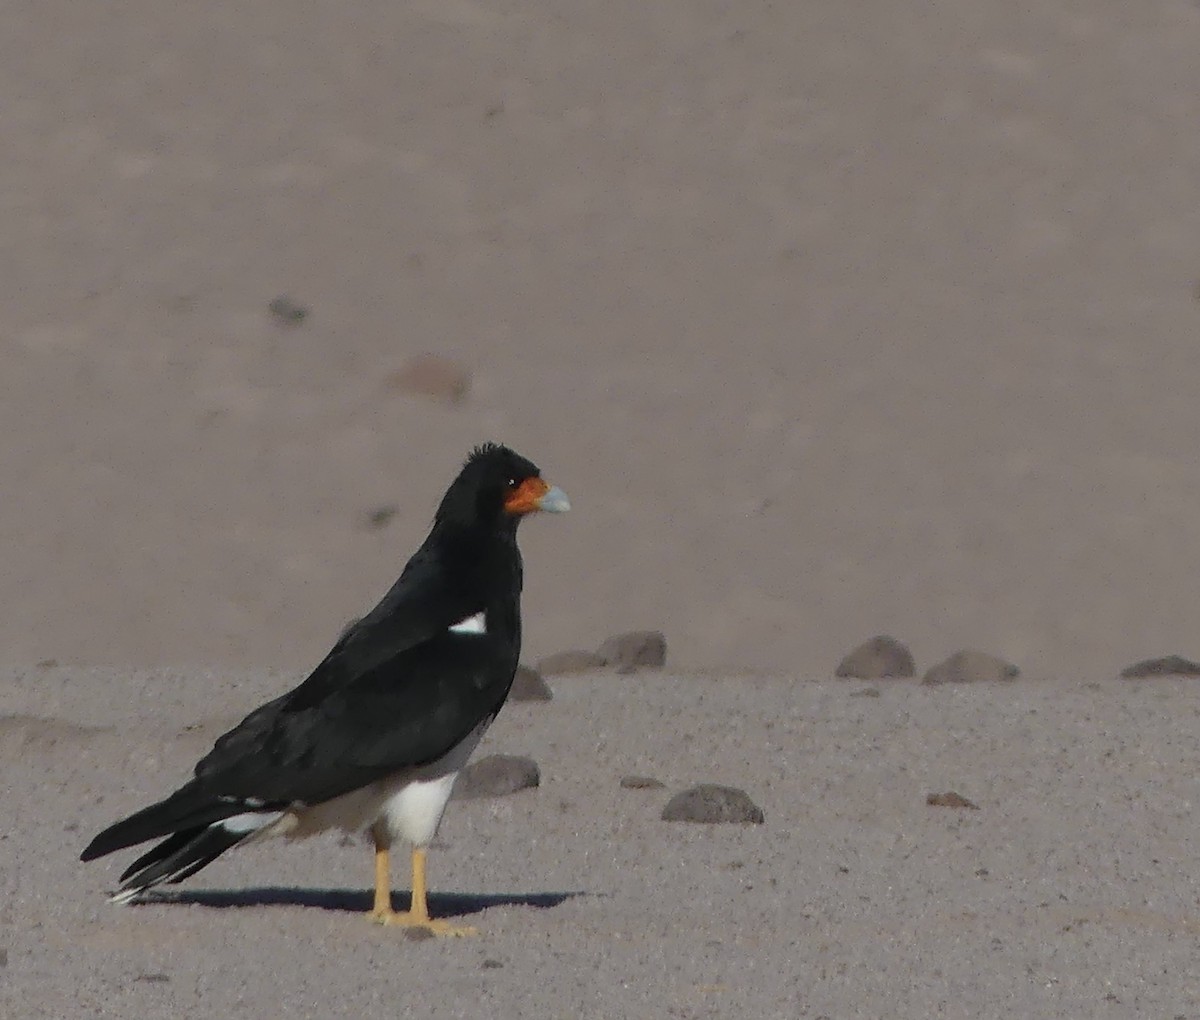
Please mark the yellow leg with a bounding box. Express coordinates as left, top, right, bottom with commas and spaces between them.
409, 846, 429, 920
371, 843, 393, 916
367, 839, 477, 937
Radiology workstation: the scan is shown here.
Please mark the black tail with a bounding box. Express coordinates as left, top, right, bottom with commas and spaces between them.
80, 781, 240, 862
108, 824, 251, 903
81, 781, 283, 903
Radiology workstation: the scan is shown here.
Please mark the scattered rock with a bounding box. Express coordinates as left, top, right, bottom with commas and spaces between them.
597, 630, 667, 672
268, 295, 308, 325
835, 635, 915, 679
661, 784, 764, 825
849, 687, 881, 698
365, 505, 399, 530
926, 791, 979, 810
386, 354, 471, 404
620, 775, 665, 790
452, 754, 540, 800
922, 650, 1019, 685
536, 650, 606, 675
35, 658, 58, 669
482, 958, 504, 969
1120, 655, 1200, 679
405, 927, 436, 942
509, 665, 553, 702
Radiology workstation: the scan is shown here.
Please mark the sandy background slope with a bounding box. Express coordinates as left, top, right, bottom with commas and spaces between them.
2, 0, 1199, 678
2, 0, 1200, 1015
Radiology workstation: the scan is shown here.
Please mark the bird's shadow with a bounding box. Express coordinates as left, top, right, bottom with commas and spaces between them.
140, 886, 584, 919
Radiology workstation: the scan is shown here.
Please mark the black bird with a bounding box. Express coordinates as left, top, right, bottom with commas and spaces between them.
81, 443, 569, 936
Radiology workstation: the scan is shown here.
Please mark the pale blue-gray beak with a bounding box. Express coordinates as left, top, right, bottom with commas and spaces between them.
536, 485, 571, 513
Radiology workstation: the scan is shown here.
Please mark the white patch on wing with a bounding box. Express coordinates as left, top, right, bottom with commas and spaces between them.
449, 611, 486, 635
219, 810, 283, 835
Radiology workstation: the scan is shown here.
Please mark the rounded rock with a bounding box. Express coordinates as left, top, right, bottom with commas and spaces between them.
1120, 655, 1200, 679
661, 784, 764, 824
597, 631, 667, 672
509, 665, 553, 702
835, 635, 915, 679
922, 650, 1019, 685
452, 754, 540, 800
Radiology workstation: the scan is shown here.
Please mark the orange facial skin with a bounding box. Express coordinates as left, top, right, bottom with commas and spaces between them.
503, 476, 552, 515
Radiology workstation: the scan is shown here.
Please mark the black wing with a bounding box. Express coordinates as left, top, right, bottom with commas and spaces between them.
193, 541, 512, 805
81, 533, 520, 862
195, 623, 517, 806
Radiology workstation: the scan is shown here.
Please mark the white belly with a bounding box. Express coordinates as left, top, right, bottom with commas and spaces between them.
268, 716, 494, 848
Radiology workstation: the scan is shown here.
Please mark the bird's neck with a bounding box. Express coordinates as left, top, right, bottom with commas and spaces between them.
435, 520, 524, 599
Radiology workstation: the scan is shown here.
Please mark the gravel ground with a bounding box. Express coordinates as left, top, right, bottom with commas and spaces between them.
3, 665, 1198, 1018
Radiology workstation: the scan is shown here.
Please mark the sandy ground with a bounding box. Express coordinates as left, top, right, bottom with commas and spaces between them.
3, 0, 1200, 1016
2, 665, 1199, 1018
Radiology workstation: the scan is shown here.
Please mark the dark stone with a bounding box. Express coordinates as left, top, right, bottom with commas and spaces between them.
835, 635, 915, 679
365, 505, 399, 530
509, 665, 553, 702
268, 295, 308, 325
926, 791, 979, 810
922, 650, 1019, 685
620, 775, 665, 790
1120, 655, 1200, 679
452, 755, 540, 800
597, 631, 667, 672
661, 784, 764, 824
536, 650, 606, 675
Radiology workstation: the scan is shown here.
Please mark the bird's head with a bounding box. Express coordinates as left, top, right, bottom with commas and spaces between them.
436, 443, 570, 531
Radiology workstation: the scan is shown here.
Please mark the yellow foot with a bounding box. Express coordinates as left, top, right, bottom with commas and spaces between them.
368, 909, 478, 937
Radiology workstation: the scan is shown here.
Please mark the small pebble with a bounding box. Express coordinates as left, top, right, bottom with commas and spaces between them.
620, 775, 665, 790
926, 791, 979, 810
268, 295, 308, 325
365, 505, 399, 530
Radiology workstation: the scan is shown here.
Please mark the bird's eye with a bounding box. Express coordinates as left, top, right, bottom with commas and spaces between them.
507, 477, 518, 489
